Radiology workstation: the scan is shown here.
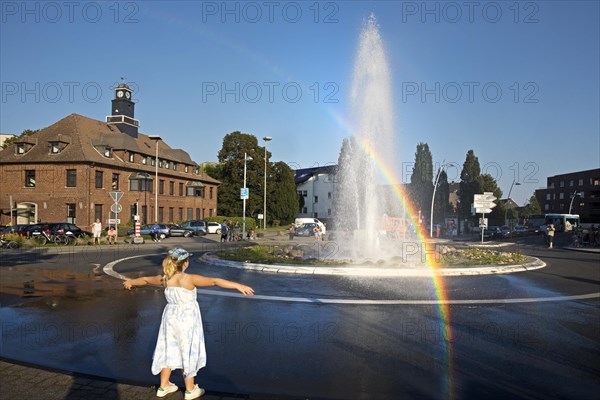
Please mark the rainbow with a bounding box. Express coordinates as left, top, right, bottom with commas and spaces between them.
353, 133, 456, 400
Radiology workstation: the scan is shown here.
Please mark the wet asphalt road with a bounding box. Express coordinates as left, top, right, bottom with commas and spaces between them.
0, 235, 599, 399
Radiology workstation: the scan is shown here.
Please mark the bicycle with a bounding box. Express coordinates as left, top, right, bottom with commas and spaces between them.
0, 236, 18, 249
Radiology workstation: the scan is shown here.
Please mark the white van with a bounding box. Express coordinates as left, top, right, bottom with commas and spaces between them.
294, 218, 326, 234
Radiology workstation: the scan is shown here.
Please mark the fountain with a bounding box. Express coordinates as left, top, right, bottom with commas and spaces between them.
334, 14, 413, 262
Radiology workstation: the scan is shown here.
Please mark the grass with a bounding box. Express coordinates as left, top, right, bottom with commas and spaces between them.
216, 244, 529, 267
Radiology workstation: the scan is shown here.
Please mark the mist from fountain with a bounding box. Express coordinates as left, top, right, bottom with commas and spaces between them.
334, 14, 413, 263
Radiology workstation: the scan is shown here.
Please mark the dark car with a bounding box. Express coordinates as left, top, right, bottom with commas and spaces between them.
295, 223, 319, 237
127, 224, 171, 239
499, 225, 511, 238
167, 224, 194, 238
482, 226, 502, 240
1, 224, 32, 236
179, 220, 207, 236
31, 223, 92, 238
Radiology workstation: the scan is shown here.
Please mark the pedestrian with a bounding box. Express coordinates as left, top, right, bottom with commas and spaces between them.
313, 225, 320, 241
289, 224, 295, 240
220, 220, 228, 243
107, 226, 117, 245
90, 219, 102, 245
123, 248, 254, 399
547, 223, 556, 249
151, 223, 161, 242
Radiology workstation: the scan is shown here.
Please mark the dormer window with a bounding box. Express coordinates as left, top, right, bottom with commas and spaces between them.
142, 156, 147, 165
129, 153, 135, 162
49, 141, 68, 154
194, 167, 200, 175
159, 160, 164, 168
16, 142, 33, 155
184, 165, 189, 173
103, 147, 113, 158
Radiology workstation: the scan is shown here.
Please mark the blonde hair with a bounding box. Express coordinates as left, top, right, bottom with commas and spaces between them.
162, 255, 187, 283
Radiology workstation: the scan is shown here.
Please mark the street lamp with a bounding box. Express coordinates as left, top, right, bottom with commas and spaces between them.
569, 191, 583, 214
504, 180, 521, 226
242, 153, 252, 239
430, 162, 451, 238
148, 135, 162, 222
263, 136, 272, 230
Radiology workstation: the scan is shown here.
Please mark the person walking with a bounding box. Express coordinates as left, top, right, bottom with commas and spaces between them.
151, 223, 161, 242
123, 248, 254, 399
547, 223, 556, 249
90, 219, 102, 245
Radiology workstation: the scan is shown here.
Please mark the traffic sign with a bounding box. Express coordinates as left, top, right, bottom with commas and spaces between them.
111, 203, 123, 214
240, 188, 249, 200
110, 191, 124, 202
476, 208, 493, 214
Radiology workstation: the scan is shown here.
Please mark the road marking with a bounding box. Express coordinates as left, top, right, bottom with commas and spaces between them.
104, 254, 600, 305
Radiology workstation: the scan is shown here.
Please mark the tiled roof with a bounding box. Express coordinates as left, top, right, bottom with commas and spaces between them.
0, 113, 219, 184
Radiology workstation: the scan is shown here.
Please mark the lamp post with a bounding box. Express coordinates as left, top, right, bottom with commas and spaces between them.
263, 136, 272, 230
148, 135, 162, 222
242, 153, 252, 239
504, 180, 521, 226
430, 162, 451, 238
569, 191, 583, 214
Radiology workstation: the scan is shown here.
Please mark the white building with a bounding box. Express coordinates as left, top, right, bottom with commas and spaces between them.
294, 166, 337, 224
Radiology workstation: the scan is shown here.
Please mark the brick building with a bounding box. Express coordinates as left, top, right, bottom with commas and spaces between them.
0, 83, 219, 227
535, 168, 600, 223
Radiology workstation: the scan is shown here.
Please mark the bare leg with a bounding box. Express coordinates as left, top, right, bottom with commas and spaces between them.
182, 372, 195, 391
159, 368, 172, 388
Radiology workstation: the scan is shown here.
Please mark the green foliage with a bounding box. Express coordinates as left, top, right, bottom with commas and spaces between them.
410, 142, 434, 218
1, 129, 39, 149
522, 193, 542, 217
459, 150, 483, 219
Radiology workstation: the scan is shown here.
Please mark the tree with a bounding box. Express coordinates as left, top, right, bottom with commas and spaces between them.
269, 161, 299, 225
211, 131, 297, 226
522, 193, 542, 218
410, 143, 434, 221
458, 150, 482, 230
433, 169, 451, 224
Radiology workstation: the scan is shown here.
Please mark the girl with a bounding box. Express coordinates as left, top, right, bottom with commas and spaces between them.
123, 248, 254, 399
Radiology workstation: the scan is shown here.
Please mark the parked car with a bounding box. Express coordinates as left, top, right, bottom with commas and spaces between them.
206, 222, 221, 234
166, 224, 194, 238
295, 223, 320, 237
127, 224, 171, 239
179, 220, 207, 236
482, 226, 502, 240
499, 225, 511, 238
513, 225, 528, 236
1, 224, 32, 236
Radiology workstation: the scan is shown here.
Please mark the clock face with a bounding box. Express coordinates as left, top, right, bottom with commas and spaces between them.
125, 91, 131, 99
117, 90, 124, 98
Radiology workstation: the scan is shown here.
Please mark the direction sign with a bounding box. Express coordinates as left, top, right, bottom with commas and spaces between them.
474, 201, 497, 209
476, 208, 493, 214
111, 203, 123, 214
110, 191, 124, 202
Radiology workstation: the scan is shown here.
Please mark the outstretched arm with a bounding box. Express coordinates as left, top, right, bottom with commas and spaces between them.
123, 275, 163, 290
191, 275, 254, 296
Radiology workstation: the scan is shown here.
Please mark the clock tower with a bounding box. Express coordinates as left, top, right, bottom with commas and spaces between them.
106, 83, 140, 138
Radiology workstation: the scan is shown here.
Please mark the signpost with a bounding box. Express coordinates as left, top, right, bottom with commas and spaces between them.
109, 191, 124, 240
474, 192, 497, 243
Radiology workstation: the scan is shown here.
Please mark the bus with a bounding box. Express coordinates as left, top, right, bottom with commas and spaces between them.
544, 213, 580, 232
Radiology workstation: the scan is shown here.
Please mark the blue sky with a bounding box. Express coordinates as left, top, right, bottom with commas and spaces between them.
1, 0, 598, 205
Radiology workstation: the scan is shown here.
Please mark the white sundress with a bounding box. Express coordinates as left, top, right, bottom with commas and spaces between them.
151, 286, 206, 377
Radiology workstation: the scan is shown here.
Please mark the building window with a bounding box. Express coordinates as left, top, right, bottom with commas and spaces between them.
169, 207, 174, 222
559, 192, 564, 200
158, 207, 164, 223
302, 190, 307, 196
66, 170, 77, 187
559, 181, 564, 188
302, 207, 307, 213
579, 179, 584, 186
151, 158, 155, 166
129, 153, 135, 162
186, 186, 204, 197
95, 171, 104, 188
314, 196, 318, 203
209, 187, 213, 199
569, 180, 574, 187
179, 183, 184, 196
103, 147, 113, 158
178, 208, 183, 221
112, 173, 120, 190
174, 163, 178, 171
196, 208, 201, 219
328, 208, 332, 216
185, 165, 189, 173
16, 142, 34, 155
169, 181, 174, 195
159, 160, 164, 168
49, 141, 67, 154
159, 180, 165, 195
94, 204, 103, 221
187, 208, 193, 220
67, 203, 76, 224
594, 178, 600, 186
25, 170, 36, 187
142, 157, 147, 165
